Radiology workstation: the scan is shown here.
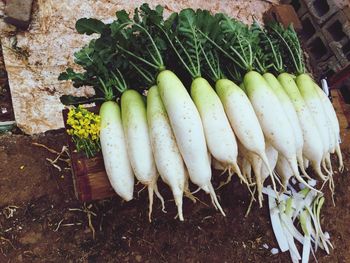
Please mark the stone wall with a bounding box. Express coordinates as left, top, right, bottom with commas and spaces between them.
0, 0, 277, 134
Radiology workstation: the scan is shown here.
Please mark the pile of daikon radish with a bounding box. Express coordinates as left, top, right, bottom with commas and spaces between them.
61, 4, 344, 227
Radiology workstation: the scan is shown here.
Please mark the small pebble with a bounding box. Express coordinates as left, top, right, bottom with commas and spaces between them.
135, 255, 142, 262
271, 248, 279, 255
262, 243, 269, 249
324, 232, 330, 239
308, 179, 317, 187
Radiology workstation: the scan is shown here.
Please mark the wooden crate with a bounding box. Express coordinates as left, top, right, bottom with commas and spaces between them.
62, 108, 116, 202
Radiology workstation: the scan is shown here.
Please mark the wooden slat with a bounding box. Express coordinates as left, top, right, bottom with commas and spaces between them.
62, 108, 116, 202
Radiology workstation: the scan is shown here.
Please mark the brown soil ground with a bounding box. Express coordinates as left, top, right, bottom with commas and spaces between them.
0, 129, 349, 263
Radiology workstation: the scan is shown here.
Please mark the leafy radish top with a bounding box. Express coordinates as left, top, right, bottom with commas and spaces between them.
58, 4, 307, 104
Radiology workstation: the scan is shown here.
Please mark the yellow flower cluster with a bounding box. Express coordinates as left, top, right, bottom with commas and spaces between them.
66, 106, 101, 141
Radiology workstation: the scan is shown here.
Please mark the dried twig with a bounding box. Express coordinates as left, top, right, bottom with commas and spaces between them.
61, 222, 82, 227
53, 219, 82, 232
69, 203, 97, 239
32, 142, 61, 155
32, 143, 70, 160
32, 143, 70, 171
53, 219, 64, 232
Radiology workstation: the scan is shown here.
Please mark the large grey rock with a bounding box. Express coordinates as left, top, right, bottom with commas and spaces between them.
4, 0, 33, 29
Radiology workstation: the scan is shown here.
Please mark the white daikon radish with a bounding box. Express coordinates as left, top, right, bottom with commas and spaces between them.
215, 78, 276, 192
314, 84, 344, 172
191, 77, 246, 185
278, 73, 326, 182
244, 71, 314, 190
157, 70, 225, 216
99, 101, 134, 201
263, 72, 307, 177
147, 86, 187, 221
121, 89, 165, 222
296, 74, 331, 175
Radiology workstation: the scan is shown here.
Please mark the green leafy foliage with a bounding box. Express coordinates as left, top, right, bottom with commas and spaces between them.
75, 18, 107, 35
60, 95, 103, 106
157, 8, 225, 80
175, 8, 204, 78
251, 22, 273, 73
59, 13, 137, 103
251, 21, 283, 74
59, 4, 308, 104
112, 4, 168, 73
268, 22, 305, 75
220, 16, 260, 71
58, 68, 85, 82
58, 67, 97, 91
194, 11, 226, 81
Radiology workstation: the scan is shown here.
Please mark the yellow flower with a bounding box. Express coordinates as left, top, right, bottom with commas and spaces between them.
68, 109, 75, 118
67, 119, 74, 126
84, 118, 90, 126
66, 106, 101, 153
75, 112, 83, 119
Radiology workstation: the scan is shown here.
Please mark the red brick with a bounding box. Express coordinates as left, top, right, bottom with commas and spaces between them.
279, 0, 308, 17
264, 4, 302, 32
4, 0, 33, 29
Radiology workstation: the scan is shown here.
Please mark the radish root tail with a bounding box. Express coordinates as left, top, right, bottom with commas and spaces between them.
289, 158, 321, 193
147, 185, 154, 222
297, 152, 312, 180
335, 143, 344, 173
173, 192, 184, 221
153, 183, 166, 213
208, 183, 226, 216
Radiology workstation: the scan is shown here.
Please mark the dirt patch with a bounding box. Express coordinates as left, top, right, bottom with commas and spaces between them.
0, 132, 349, 262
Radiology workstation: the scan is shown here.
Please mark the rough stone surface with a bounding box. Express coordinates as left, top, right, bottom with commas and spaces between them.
333, 0, 350, 8
329, 41, 350, 67
321, 9, 350, 44
305, 0, 347, 25
305, 30, 332, 62
300, 12, 318, 39
296, 0, 308, 17
0, 0, 277, 134
319, 55, 343, 76
4, 0, 33, 29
